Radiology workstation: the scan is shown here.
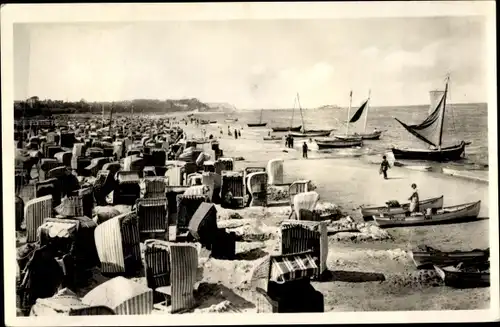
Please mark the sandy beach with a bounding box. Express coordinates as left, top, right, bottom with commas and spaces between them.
179, 119, 490, 311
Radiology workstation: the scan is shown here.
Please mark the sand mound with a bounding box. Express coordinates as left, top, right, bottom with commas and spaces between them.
382, 270, 444, 290
225, 220, 279, 242
327, 217, 392, 242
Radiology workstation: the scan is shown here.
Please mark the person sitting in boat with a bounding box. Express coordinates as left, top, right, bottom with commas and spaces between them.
408, 183, 420, 214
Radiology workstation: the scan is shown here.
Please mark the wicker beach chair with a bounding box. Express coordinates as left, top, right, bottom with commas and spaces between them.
188, 203, 218, 247
47, 145, 63, 159
94, 211, 142, 276
69, 306, 116, 315
71, 143, 86, 170
217, 157, 234, 171
39, 159, 63, 181
135, 197, 168, 235
289, 180, 314, 204
203, 160, 215, 173
16, 195, 25, 231
246, 171, 268, 207
75, 157, 92, 176
93, 170, 112, 206
54, 151, 72, 167
25, 195, 53, 243
244, 167, 266, 194
85, 157, 112, 177
201, 172, 221, 203
34, 178, 59, 205
187, 173, 203, 186
154, 243, 200, 314
176, 194, 208, 233
280, 220, 328, 279
102, 162, 121, 177
151, 148, 167, 167
267, 159, 284, 185
37, 217, 99, 288
144, 239, 171, 290
143, 166, 157, 177
114, 171, 141, 205
69, 187, 94, 218
60, 132, 76, 149
251, 251, 323, 313
81, 276, 153, 315
143, 177, 167, 198
291, 191, 320, 220
86, 147, 104, 159
220, 170, 245, 208
155, 166, 168, 177
165, 166, 183, 186
165, 186, 188, 232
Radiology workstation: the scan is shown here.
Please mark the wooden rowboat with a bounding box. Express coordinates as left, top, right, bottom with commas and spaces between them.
315, 138, 363, 149
361, 195, 444, 220
290, 130, 332, 138
271, 125, 302, 132
409, 248, 489, 269
372, 200, 481, 228
434, 264, 490, 288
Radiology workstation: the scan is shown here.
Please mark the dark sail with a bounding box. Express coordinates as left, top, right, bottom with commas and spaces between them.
349, 100, 368, 123
395, 92, 446, 147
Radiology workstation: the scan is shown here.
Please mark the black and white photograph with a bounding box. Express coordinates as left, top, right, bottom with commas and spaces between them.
2, 2, 498, 325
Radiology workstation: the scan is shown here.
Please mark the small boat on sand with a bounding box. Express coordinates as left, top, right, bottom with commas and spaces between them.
361, 195, 444, 220
225, 118, 238, 123
372, 200, 480, 228
263, 136, 282, 141
272, 125, 302, 132
409, 246, 489, 269
290, 130, 332, 138
335, 131, 382, 140
315, 138, 363, 149
434, 263, 490, 288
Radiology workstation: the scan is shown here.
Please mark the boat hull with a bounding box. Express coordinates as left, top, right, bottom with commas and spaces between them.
392, 141, 466, 162
247, 123, 267, 127
409, 250, 489, 269
373, 200, 481, 228
272, 126, 302, 132
335, 131, 382, 140
315, 138, 363, 149
434, 265, 490, 288
361, 195, 444, 220
289, 130, 332, 138
263, 136, 282, 141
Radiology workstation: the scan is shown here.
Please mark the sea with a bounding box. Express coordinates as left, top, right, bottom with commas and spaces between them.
194, 103, 490, 172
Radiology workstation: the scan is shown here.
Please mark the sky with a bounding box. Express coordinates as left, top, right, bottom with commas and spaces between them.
14, 16, 488, 109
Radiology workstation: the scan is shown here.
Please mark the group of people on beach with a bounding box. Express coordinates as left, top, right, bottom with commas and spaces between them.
285, 134, 294, 148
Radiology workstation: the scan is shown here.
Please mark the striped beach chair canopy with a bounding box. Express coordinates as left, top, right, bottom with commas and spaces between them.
94, 211, 141, 275
168, 243, 200, 313
269, 251, 319, 284
25, 195, 53, 243
143, 177, 167, 198
280, 220, 328, 278
116, 171, 140, 184
144, 239, 171, 290
81, 276, 153, 315
135, 197, 168, 234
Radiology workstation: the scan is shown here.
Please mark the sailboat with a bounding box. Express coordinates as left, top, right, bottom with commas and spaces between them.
247, 109, 268, 127
288, 93, 332, 138
335, 90, 382, 140
272, 97, 302, 132
392, 76, 467, 162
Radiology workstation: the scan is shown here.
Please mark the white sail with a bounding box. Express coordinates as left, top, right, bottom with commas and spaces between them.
429, 90, 445, 115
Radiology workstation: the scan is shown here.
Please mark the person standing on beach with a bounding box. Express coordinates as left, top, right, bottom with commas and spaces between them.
302, 141, 308, 159
380, 155, 390, 180
408, 183, 420, 213
290, 135, 294, 148
234, 129, 238, 139
285, 135, 289, 148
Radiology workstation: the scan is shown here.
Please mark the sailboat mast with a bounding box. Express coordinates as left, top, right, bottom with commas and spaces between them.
438, 77, 450, 148
363, 89, 371, 133
346, 90, 352, 135
297, 92, 306, 131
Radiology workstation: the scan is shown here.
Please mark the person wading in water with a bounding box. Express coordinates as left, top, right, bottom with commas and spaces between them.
380, 155, 390, 180
302, 141, 308, 159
